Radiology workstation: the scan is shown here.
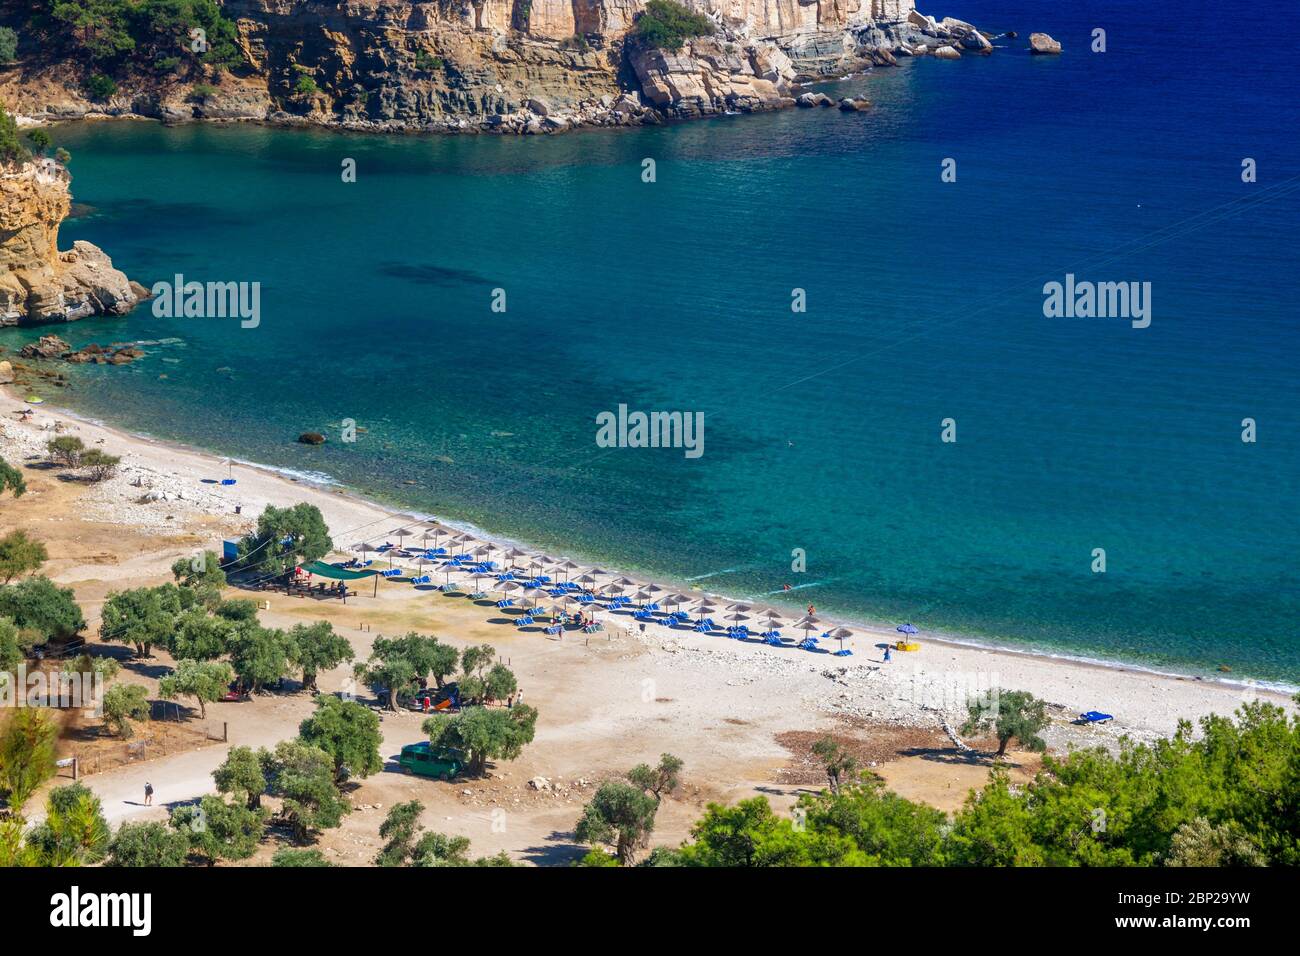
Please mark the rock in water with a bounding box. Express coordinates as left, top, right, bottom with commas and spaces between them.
838, 97, 872, 112
1029, 33, 1063, 55
1, 160, 139, 326
933, 46, 962, 60
298, 432, 327, 445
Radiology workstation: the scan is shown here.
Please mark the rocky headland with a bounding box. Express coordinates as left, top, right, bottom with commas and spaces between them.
0, 2, 1017, 135
0, 157, 143, 326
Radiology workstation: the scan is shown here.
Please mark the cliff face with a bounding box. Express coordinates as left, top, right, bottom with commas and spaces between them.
0, 162, 140, 326
2, 1, 983, 133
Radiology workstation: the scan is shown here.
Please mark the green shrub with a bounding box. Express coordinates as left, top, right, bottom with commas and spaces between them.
26, 129, 52, 156
413, 50, 443, 72
189, 82, 217, 102
632, 0, 715, 52
293, 75, 318, 95
0, 26, 18, 64
84, 74, 118, 101
0, 105, 29, 165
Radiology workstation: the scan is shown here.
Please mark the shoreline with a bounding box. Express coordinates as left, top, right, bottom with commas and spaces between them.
4, 383, 1296, 705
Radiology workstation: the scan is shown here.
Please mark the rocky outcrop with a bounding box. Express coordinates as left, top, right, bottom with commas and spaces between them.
1029, 33, 1062, 55
0, 161, 140, 326
1, 2, 998, 133
630, 38, 795, 117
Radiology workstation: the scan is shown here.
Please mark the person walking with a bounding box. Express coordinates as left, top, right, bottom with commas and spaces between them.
883, 646, 892, 663
144, 781, 154, 806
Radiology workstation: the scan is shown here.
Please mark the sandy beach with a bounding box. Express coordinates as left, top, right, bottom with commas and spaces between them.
1, 385, 1293, 863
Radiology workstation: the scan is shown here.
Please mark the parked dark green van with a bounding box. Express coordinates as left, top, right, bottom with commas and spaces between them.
398, 742, 464, 780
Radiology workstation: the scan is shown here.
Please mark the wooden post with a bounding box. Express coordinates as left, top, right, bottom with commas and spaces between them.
223, 721, 228, 743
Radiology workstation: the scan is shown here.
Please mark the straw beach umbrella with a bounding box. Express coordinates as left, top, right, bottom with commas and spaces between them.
827, 626, 855, 654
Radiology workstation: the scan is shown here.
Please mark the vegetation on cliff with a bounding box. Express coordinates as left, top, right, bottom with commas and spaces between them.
631, 0, 716, 53
21, 0, 242, 78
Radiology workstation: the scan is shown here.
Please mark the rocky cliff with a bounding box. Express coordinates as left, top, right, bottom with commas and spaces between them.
0, 160, 141, 326
2, 1, 993, 133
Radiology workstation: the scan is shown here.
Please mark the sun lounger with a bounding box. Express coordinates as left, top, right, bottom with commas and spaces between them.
496, 598, 514, 608
514, 616, 534, 627
1079, 711, 1114, 724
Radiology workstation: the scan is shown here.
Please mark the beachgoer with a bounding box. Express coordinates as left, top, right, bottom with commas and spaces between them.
884, 646, 892, 663
144, 782, 154, 806
807, 603, 816, 616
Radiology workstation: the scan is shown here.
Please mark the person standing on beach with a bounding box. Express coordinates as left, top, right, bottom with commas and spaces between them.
884, 646, 892, 663
144, 782, 154, 806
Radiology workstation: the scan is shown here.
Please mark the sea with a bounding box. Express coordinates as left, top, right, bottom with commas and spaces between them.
5, 0, 1298, 684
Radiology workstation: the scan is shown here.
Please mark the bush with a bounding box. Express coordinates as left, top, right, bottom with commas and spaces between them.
632, 0, 715, 53
47, 436, 85, 467
0, 26, 17, 64
0, 576, 85, 642
293, 75, 318, 95
84, 74, 118, 101
413, 50, 443, 72
189, 82, 217, 102
81, 450, 121, 483
0, 105, 29, 166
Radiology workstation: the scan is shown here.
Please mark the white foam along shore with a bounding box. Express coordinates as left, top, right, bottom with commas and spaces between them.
1, 385, 1294, 745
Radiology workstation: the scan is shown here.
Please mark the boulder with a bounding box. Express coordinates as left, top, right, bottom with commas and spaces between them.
297, 432, 326, 445
0, 360, 13, 384
528, 776, 551, 791
961, 31, 993, 53
19, 335, 71, 359
526, 97, 551, 116
796, 92, 835, 108
838, 97, 872, 112
1029, 33, 1062, 55
933, 45, 962, 60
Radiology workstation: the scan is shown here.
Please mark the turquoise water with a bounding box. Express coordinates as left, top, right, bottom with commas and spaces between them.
7, 1, 1299, 682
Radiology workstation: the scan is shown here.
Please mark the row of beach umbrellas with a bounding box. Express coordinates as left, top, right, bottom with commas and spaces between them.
347, 519, 927, 653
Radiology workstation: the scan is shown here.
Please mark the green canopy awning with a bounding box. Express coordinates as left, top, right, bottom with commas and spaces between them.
302, 561, 381, 581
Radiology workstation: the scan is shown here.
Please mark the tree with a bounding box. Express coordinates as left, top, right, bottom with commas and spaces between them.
377, 800, 506, 867
51, 0, 136, 62
0, 618, 21, 675
632, 0, 716, 53
26, 129, 52, 157
1166, 817, 1267, 867
213, 745, 266, 810
961, 689, 1049, 757
273, 847, 332, 867
80, 449, 120, 482
627, 753, 683, 803
286, 620, 353, 692
235, 502, 332, 577
46, 435, 86, 467
423, 703, 538, 777
107, 821, 190, 867
811, 736, 858, 793
0, 576, 85, 642
0, 26, 17, 64
25, 783, 111, 865
101, 683, 150, 738
170, 550, 226, 608
99, 583, 182, 657
158, 658, 233, 719
458, 644, 515, 705
260, 739, 349, 844
227, 620, 291, 693
167, 608, 234, 660
297, 694, 382, 782
0, 457, 26, 498
0, 531, 46, 585
170, 795, 264, 865
800, 777, 948, 866
574, 781, 659, 865
356, 632, 455, 709
0, 709, 58, 815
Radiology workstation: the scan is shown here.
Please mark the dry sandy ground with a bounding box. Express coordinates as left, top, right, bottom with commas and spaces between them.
1, 389, 1293, 865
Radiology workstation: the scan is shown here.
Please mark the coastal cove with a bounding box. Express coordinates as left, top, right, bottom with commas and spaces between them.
3, 0, 1299, 686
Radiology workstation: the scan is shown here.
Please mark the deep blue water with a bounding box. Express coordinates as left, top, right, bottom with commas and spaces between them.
7, 0, 1299, 682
